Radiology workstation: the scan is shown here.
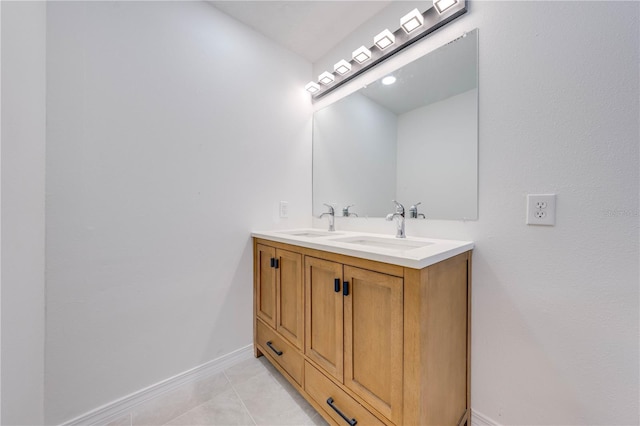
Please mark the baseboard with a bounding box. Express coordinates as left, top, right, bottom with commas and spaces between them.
472, 409, 502, 426
60, 344, 254, 426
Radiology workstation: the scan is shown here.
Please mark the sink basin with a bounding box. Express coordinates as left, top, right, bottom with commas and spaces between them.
330, 236, 433, 251
277, 230, 342, 238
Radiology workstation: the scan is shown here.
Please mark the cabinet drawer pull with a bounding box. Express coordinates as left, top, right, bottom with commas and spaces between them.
334, 278, 340, 292
343, 281, 349, 296
266, 341, 283, 356
326, 397, 357, 426
270, 258, 275, 268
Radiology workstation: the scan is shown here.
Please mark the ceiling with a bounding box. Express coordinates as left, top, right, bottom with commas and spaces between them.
208, 1, 394, 63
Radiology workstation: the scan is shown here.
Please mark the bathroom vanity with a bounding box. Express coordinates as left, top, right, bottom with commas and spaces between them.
252, 230, 473, 426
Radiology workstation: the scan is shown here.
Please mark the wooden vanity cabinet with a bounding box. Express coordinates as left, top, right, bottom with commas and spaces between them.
305, 256, 404, 423
253, 237, 472, 426
255, 243, 304, 350
304, 256, 344, 382
255, 244, 277, 328
343, 265, 404, 424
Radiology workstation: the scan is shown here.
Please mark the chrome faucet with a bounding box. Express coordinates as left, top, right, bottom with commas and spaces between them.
342, 204, 358, 217
385, 200, 406, 238
319, 203, 336, 232
409, 202, 426, 219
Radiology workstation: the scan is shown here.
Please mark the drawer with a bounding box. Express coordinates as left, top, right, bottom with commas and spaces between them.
257, 320, 303, 385
304, 361, 385, 426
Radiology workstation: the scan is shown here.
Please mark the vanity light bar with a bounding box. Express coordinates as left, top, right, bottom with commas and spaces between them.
400, 8, 424, 33
334, 59, 352, 75
304, 0, 466, 99
434, 0, 459, 14
305, 81, 320, 94
318, 71, 335, 85
352, 46, 372, 64
374, 29, 395, 50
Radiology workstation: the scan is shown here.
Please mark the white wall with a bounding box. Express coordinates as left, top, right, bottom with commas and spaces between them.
314, 2, 639, 424
45, 2, 311, 423
0, 1, 47, 424
313, 92, 396, 218
396, 89, 477, 219
1, 4, 3, 421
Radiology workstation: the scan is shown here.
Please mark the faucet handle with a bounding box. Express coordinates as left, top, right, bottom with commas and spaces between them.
409, 202, 425, 219
323, 203, 335, 215
342, 204, 355, 216
392, 200, 405, 214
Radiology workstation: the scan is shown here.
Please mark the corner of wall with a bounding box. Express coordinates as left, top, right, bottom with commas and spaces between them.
0, 1, 47, 424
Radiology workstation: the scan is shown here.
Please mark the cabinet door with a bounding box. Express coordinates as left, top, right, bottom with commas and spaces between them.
343, 266, 403, 424
305, 256, 344, 382
256, 244, 277, 329
276, 249, 303, 350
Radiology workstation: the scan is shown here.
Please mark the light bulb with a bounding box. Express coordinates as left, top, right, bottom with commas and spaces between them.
352, 46, 372, 64
318, 72, 335, 85
334, 60, 352, 75
374, 29, 396, 50
305, 81, 320, 94
400, 8, 424, 33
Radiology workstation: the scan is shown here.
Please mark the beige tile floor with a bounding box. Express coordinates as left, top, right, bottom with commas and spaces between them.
106, 356, 328, 426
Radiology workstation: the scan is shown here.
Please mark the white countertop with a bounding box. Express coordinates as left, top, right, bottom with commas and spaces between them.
252, 228, 474, 269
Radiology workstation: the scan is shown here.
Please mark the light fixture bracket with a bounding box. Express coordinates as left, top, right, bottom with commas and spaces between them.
310, 0, 466, 100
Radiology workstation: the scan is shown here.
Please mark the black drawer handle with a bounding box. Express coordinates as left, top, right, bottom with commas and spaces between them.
266, 341, 283, 356
343, 281, 349, 296
326, 397, 357, 426
334, 278, 340, 292
270, 258, 275, 268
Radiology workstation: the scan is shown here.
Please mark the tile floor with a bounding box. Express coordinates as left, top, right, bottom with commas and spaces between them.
106, 356, 328, 426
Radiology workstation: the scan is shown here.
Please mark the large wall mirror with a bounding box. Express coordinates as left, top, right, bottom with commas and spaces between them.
313, 29, 478, 220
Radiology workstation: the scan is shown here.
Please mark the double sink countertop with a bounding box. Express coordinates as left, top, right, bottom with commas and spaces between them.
252, 229, 474, 269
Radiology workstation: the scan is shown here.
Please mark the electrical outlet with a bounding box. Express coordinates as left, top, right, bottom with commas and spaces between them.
279, 201, 289, 218
526, 194, 556, 226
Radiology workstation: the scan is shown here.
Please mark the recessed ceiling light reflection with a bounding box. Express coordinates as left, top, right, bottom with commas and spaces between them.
382, 76, 397, 85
